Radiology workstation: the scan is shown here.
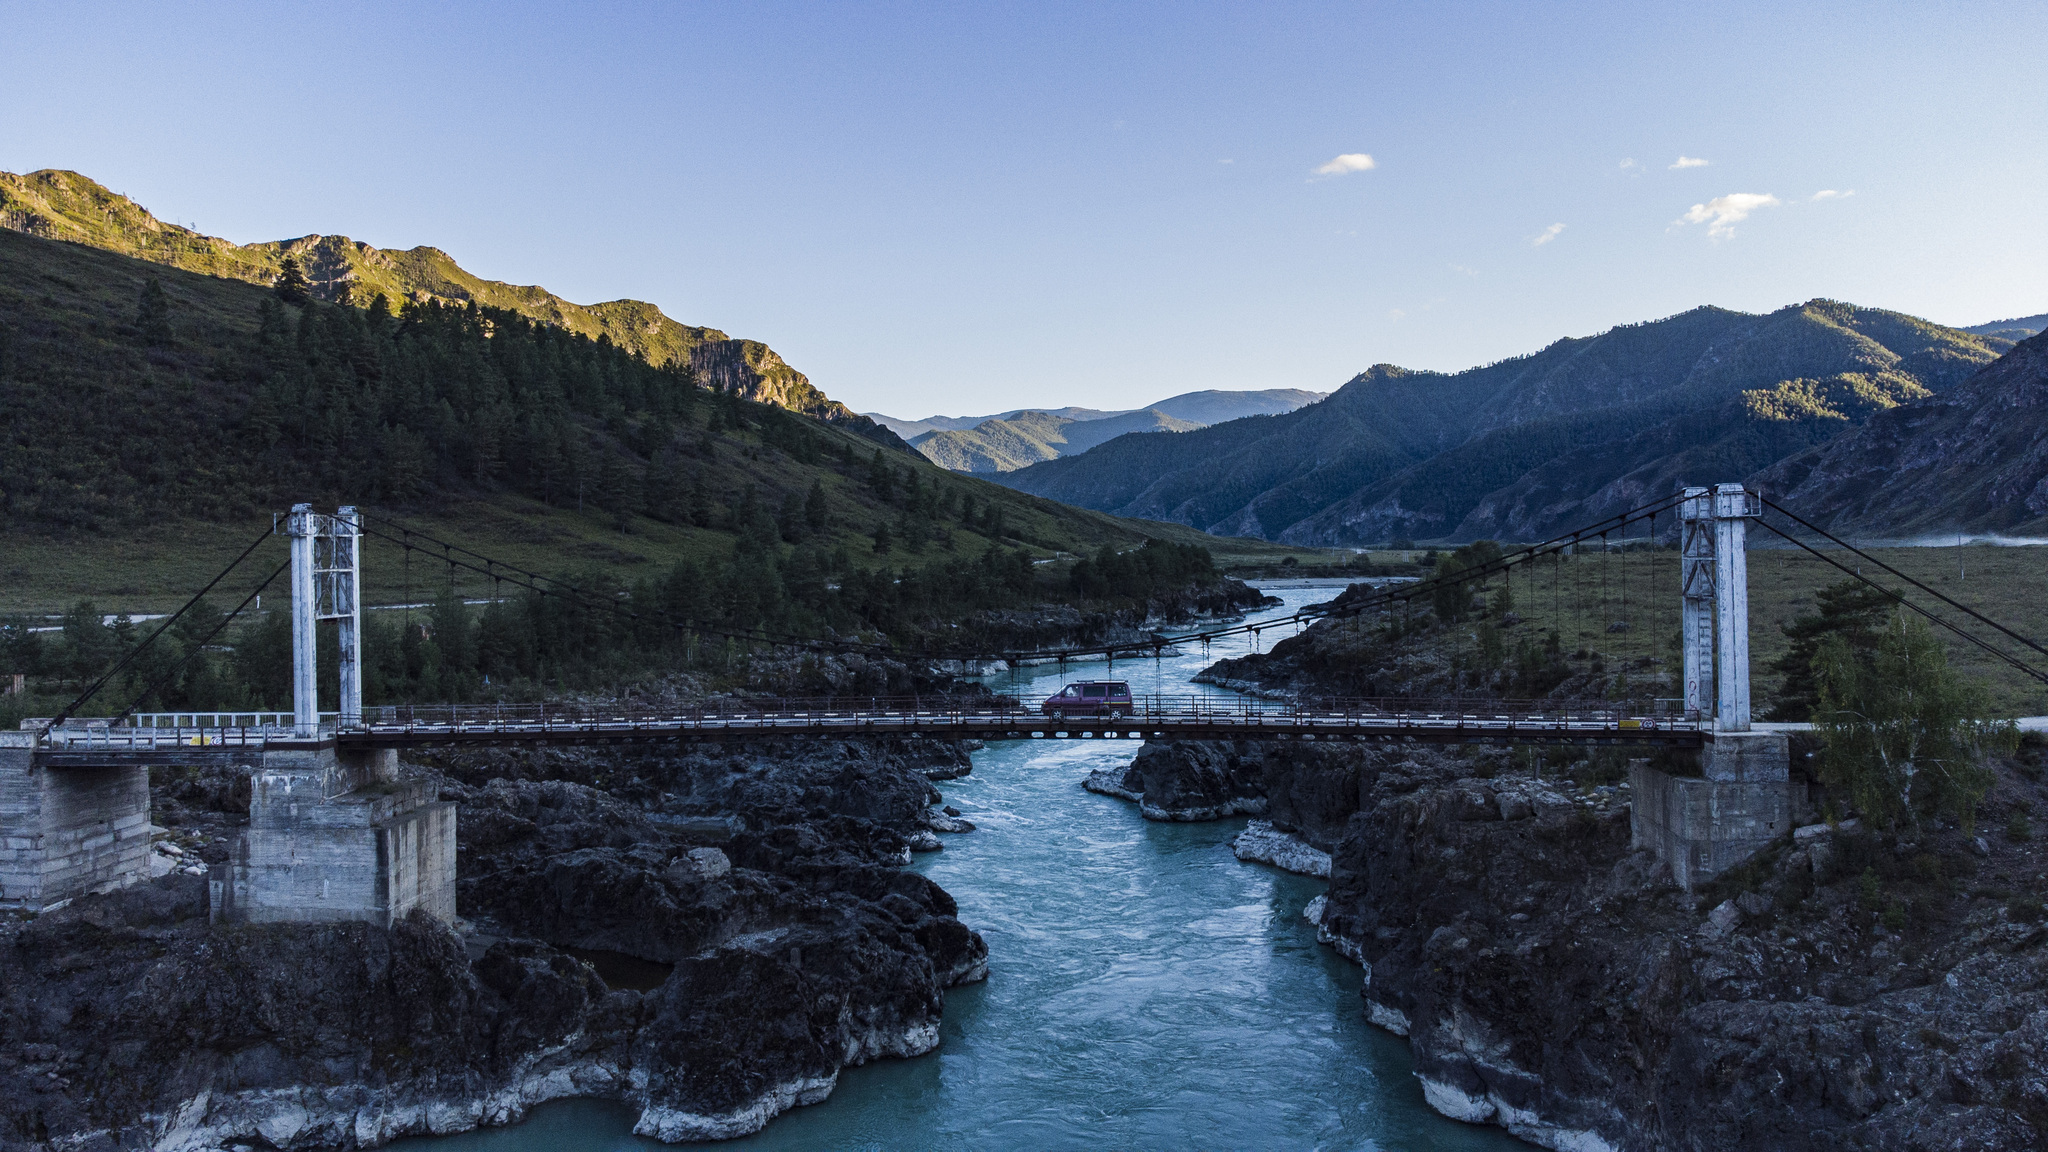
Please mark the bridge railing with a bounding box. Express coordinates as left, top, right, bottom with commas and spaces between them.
344, 692, 1694, 733
33, 693, 1697, 747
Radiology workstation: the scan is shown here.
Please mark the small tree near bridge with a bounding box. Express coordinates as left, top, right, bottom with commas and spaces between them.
1813, 611, 2015, 833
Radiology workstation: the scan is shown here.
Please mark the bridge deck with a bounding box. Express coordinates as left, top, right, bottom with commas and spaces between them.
30, 696, 1706, 756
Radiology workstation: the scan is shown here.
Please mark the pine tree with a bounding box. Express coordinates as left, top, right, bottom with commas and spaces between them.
805, 480, 829, 534
273, 255, 312, 306
135, 277, 173, 347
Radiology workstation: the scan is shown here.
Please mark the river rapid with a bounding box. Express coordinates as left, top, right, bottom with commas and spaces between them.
397, 584, 1529, 1151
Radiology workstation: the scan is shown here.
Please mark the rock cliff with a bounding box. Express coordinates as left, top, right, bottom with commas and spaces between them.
0, 739, 985, 1150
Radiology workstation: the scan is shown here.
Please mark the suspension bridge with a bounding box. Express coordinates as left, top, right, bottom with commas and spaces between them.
7, 482, 2046, 915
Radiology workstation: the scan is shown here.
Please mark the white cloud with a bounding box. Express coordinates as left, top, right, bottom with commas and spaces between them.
1218, 158, 1234, 164
1810, 188, 1854, 200
1389, 308, 1407, 320
1671, 156, 1710, 169
1619, 158, 1638, 170
1677, 192, 1780, 239
1449, 263, 1479, 276
1313, 152, 1376, 176
1531, 222, 1566, 246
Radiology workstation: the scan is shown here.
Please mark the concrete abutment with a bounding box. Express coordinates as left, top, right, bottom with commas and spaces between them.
1, 731, 153, 910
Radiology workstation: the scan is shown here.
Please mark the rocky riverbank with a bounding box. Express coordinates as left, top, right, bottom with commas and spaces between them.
954, 577, 1276, 659
0, 738, 986, 1151
1092, 735, 2048, 1149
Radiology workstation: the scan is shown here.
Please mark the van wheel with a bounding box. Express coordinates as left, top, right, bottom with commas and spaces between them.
1108, 708, 1127, 719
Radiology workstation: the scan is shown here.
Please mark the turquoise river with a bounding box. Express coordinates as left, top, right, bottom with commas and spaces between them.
395, 583, 1530, 1152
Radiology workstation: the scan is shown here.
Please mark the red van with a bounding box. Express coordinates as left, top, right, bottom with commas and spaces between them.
1042, 680, 1134, 719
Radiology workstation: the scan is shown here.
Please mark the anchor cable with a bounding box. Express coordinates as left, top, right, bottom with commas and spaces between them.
112, 560, 293, 722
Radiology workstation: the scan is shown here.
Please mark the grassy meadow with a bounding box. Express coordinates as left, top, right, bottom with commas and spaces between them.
1424, 543, 2048, 718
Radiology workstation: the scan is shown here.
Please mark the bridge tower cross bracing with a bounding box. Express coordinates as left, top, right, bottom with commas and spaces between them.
285, 504, 363, 736
1678, 483, 1762, 732
1679, 487, 1717, 721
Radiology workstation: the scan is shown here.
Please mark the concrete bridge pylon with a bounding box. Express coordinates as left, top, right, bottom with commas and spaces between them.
1635, 482, 1801, 891
286, 503, 361, 737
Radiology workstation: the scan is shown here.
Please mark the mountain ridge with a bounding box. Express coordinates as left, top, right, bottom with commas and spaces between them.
991, 301, 2010, 543
911, 408, 1205, 472
0, 169, 893, 441
867, 387, 1325, 443
1757, 330, 2048, 537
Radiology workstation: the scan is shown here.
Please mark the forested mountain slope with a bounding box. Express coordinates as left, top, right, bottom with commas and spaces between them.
0, 220, 1306, 718
1759, 331, 2048, 537
0, 224, 1283, 593
0, 169, 884, 434
995, 301, 2009, 543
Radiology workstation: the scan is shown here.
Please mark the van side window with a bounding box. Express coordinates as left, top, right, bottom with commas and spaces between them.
1082, 685, 1107, 698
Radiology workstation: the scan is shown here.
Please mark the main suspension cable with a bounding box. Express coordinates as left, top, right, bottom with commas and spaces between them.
1762, 498, 2048, 663
1751, 519, 2048, 687
54, 524, 279, 724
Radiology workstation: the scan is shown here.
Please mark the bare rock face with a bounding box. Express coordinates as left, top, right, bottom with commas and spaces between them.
1120, 741, 1269, 821
1230, 821, 1331, 877
0, 740, 987, 1150
1313, 752, 2048, 1150
1086, 737, 1462, 851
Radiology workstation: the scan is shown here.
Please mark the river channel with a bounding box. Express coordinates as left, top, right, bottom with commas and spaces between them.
397, 583, 1529, 1151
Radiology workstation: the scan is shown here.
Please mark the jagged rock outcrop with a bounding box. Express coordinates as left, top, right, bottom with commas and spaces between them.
1, 740, 986, 1150
1085, 741, 1267, 821
1316, 750, 2048, 1149
1083, 738, 1436, 847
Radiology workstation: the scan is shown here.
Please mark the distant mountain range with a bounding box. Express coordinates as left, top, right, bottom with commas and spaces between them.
1962, 314, 2048, 342
0, 169, 899, 443
868, 388, 1326, 473
989, 301, 2023, 544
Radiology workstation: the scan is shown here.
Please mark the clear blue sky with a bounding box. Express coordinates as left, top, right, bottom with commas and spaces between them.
4, 1, 2042, 417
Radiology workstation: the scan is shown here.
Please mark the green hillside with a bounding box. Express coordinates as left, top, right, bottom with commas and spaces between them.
0, 222, 1327, 720
0, 169, 871, 428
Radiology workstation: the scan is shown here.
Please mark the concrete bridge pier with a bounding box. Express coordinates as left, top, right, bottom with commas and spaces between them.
1631, 732, 1804, 891
211, 741, 456, 927
0, 731, 152, 911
